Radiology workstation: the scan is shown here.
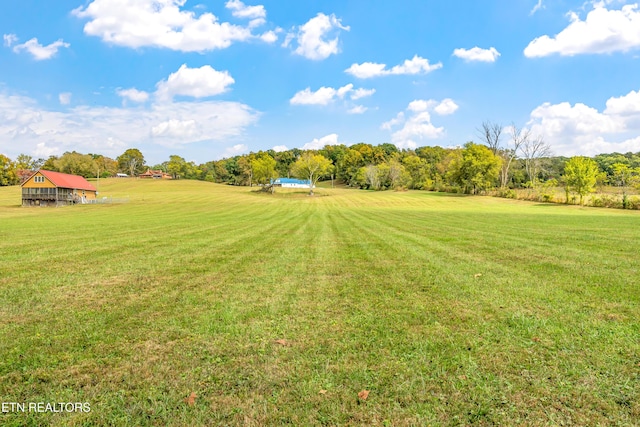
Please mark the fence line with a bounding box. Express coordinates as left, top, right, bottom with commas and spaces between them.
85, 197, 130, 204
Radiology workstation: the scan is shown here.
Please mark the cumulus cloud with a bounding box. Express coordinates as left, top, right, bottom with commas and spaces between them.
434, 98, 459, 115
59, 93, 72, 105
382, 99, 458, 149
260, 30, 278, 43
527, 89, 640, 155
453, 46, 500, 62
604, 89, 640, 116
345, 55, 442, 78
524, 3, 640, 57
272, 145, 288, 152
155, 64, 234, 102
285, 13, 349, 60
407, 100, 435, 113
290, 83, 374, 106
302, 133, 342, 150
225, 0, 266, 20
0, 91, 259, 159
117, 88, 150, 104
73, 0, 270, 52
12, 37, 69, 60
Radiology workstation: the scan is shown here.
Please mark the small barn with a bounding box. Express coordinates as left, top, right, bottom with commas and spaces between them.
21, 170, 97, 207
271, 178, 313, 189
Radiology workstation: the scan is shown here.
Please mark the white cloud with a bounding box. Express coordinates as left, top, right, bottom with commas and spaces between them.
453, 46, 500, 62
527, 89, 640, 155
336, 83, 354, 98
350, 88, 375, 100
0, 91, 259, 159
347, 105, 367, 114
117, 88, 150, 103
290, 83, 365, 106
155, 64, 234, 102
73, 0, 269, 52
151, 119, 199, 138
59, 93, 72, 105
290, 86, 341, 106
34, 142, 58, 157
287, 13, 349, 60
12, 38, 69, 60
3, 33, 18, 47
260, 30, 278, 43
225, 0, 266, 20
407, 100, 434, 113
345, 55, 442, 78
383, 99, 457, 148
381, 112, 405, 131
302, 133, 342, 150
530, 0, 544, 16
272, 145, 288, 152
434, 98, 459, 115
524, 3, 640, 57
604, 89, 640, 115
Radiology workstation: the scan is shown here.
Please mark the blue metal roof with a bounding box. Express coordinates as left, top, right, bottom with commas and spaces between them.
272, 178, 310, 184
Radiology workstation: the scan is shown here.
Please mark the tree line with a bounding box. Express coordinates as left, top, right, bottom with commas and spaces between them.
2, 123, 640, 205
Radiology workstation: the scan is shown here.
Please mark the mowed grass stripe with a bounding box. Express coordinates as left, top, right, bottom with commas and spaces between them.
0, 181, 638, 426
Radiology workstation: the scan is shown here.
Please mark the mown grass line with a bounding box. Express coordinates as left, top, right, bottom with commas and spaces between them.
0, 180, 638, 426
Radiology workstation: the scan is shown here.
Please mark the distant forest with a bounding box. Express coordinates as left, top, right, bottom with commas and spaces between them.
2, 129, 640, 206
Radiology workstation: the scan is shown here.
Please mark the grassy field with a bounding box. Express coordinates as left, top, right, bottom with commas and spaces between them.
0, 179, 638, 426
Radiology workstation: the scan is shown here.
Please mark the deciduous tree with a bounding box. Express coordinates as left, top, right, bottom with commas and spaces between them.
0, 154, 18, 186
450, 142, 501, 194
520, 133, 552, 185
54, 152, 98, 178
564, 156, 598, 205
251, 154, 277, 190
117, 148, 145, 176
292, 152, 332, 196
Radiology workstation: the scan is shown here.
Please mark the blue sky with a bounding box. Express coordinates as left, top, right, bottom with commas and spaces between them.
1, 0, 640, 165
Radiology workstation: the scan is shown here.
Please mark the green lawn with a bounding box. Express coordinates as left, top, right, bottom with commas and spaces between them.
0, 179, 638, 426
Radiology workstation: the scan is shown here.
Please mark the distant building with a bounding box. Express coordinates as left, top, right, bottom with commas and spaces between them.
21, 170, 97, 207
271, 178, 313, 189
116, 173, 129, 178
139, 169, 172, 179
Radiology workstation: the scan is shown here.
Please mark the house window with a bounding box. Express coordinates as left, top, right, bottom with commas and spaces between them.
34, 176, 45, 183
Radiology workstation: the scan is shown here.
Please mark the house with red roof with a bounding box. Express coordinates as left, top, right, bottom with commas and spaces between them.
21, 170, 97, 207
139, 169, 172, 179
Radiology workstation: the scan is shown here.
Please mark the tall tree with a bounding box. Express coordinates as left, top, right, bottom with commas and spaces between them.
54, 152, 98, 178
564, 156, 599, 205
93, 155, 118, 177
15, 154, 37, 170
292, 152, 333, 196
477, 120, 503, 155
0, 154, 18, 186
478, 121, 525, 188
167, 155, 187, 179
497, 124, 527, 188
117, 148, 145, 176
402, 155, 429, 189
251, 154, 277, 190
520, 133, 552, 185
611, 163, 638, 209
450, 142, 501, 194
